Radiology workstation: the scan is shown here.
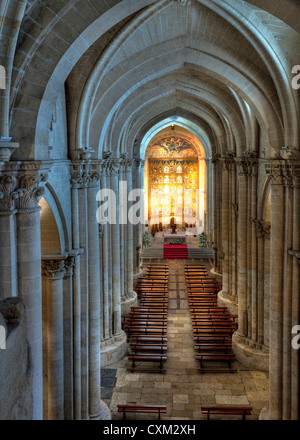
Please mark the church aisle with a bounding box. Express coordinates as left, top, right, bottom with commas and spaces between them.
108, 260, 269, 420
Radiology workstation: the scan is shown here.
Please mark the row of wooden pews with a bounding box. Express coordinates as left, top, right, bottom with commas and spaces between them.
122, 264, 169, 373
185, 264, 238, 373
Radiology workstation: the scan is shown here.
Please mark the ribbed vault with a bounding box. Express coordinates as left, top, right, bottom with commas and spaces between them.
4, 0, 299, 161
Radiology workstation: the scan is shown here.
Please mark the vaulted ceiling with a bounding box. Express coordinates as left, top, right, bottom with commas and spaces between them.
1, 0, 299, 160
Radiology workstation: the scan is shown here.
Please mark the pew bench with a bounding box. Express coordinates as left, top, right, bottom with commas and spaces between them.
201, 406, 252, 420
196, 353, 236, 373
127, 327, 167, 336
128, 354, 167, 373
194, 344, 233, 353
131, 336, 168, 343
130, 307, 167, 313
117, 404, 167, 420
130, 343, 168, 354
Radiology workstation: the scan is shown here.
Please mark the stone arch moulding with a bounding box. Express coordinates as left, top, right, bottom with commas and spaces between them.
39, 183, 69, 255
138, 117, 212, 160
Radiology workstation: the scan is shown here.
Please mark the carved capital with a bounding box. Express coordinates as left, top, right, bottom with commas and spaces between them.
120, 153, 134, 173
41, 257, 66, 280
236, 150, 258, 176
252, 219, 271, 239
231, 203, 239, 216
211, 153, 221, 164
221, 152, 235, 171
64, 255, 76, 277
0, 162, 49, 212
17, 173, 47, 209
0, 175, 21, 212
265, 160, 297, 186
70, 160, 101, 188
288, 250, 300, 264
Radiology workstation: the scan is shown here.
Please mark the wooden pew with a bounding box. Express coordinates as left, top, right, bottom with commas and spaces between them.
126, 314, 168, 320
117, 404, 167, 420
130, 343, 168, 354
130, 307, 167, 313
128, 354, 167, 373
196, 353, 236, 372
190, 307, 228, 313
127, 327, 167, 336
131, 336, 167, 344
124, 320, 167, 327
193, 335, 230, 343
201, 406, 252, 420
194, 344, 233, 353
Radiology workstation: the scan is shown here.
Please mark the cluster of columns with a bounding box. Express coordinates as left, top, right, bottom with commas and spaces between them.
0, 151, 145, 420
266, 159, 300, 420
212, 150, 300, 419
0, 161, 49, 420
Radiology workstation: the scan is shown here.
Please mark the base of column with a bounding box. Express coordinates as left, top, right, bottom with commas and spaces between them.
209, 268, 222, 283
133, 270, 144, 280
259, 406, 269, 420
101, 332, 127, 367
232, 332, 269, 372
218, 290, 238, 315
90, 400, 111, 420
121, 291, 138, 315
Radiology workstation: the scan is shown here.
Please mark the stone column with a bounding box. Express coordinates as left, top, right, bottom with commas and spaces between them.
100, 154, 126, 366
218, 154, 238, 314
100, 161, 115, 366
254, 220, 270, 349
71, 157, 110, 419
42, 257, 66, 420
249, 157, 258, 346
290, 169, 300, 419
133, 157, 145, 276
70, 178, 82, 420
0, 174, 18, 299
63, 255, 76, 420
235, 157, 248, 340
220, 155, 230, 296
109, 159, 123, 338
121, 155, 137, 314
15, 165, 48, 420
87, 163, 102, 419
265, 159, 294, 419
210, 154, 222, 279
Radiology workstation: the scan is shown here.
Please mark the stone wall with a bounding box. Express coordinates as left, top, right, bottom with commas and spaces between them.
0, 298, 32, 420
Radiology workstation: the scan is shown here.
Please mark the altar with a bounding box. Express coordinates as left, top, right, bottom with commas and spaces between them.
163, 234, 187, 244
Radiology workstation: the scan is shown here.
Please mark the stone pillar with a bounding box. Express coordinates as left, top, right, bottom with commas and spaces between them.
16, 166, 48, 420
264, 158, 300, 419
220, 155, 230, 296
133, 157, 145, 276
42, 257, 66, 420
121, 155, 137, 314
70, 180, 82, 420
290, 170, 300, 419
87, 165, 102, 419
235, 157, 248, 340
0, 175, 18, 299
63, 255, 76, 420
232, 154, 269, 371
100, 154, 126, 366
218, 154, 238, 314
210, 154, 222, 278
249, 158, 258, 346
109, 158, 125, 338
71, 157, 110, 419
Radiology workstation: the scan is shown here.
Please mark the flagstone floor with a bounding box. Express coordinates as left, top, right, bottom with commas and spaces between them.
104, 259, 269, 420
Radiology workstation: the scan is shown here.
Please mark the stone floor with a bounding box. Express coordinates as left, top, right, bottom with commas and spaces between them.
105, 259, 269, 420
